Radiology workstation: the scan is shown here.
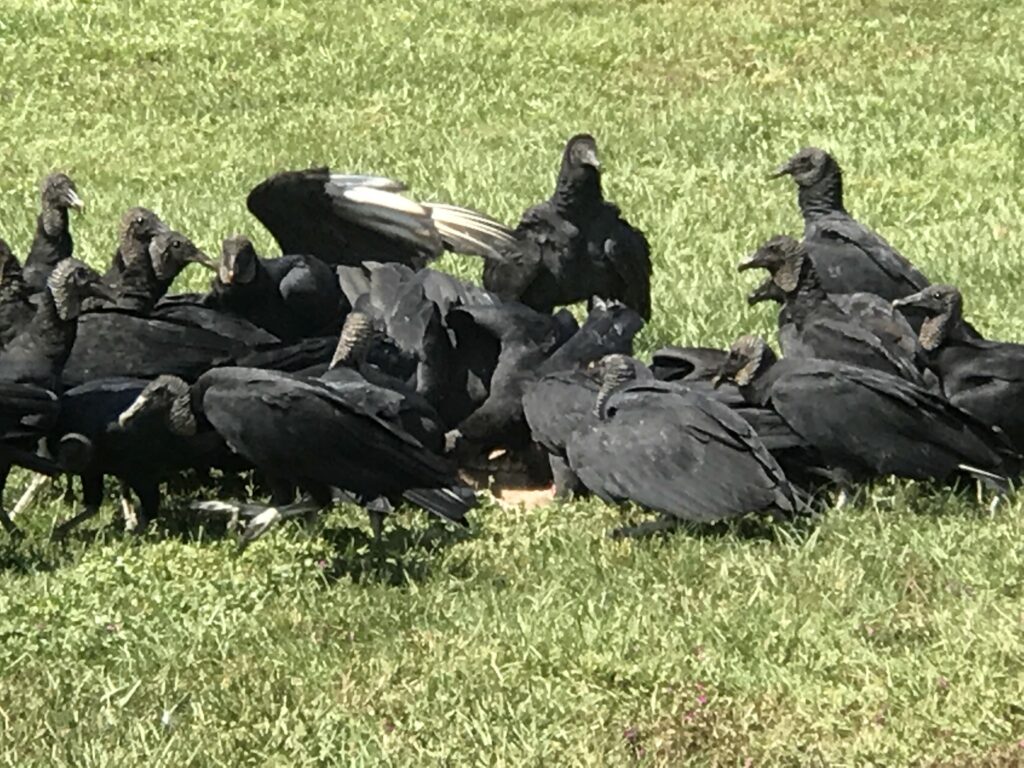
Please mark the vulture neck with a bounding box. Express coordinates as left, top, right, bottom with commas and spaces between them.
798, 169, 846, 223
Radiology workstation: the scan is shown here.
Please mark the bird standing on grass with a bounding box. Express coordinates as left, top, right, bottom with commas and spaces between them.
0, 259, 114, 536
739, 234, 930, 386
894, 285, 1024, 451
207, 235, 347, 341
23, 173, 85, 292
713, 335, 1018, 488
119, 366, 475, 546
564, 355, 798, 537
771, 147, 929, 302
481, 134, 653, 319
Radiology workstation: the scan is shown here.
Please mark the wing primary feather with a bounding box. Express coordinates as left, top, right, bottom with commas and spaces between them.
426, 204, 516, 258
327, 174, 408, 192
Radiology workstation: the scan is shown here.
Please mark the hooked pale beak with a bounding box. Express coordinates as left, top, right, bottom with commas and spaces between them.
581, 147, 601, 170
64, 189, 85, 212
190, 250, 217, 271
218, 266, 235, 284
738, 249, 772, 272
767, 160, 794, 179
117, 395, 148, 429
892, 290, 942, 313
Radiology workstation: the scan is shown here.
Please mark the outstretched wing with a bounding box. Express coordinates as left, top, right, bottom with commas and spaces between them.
247, 168, 514, 269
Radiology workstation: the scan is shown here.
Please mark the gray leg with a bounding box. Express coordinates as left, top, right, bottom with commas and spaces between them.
368, 510, 385, 541
237, 500, 323, 551
549, 455, 583, 500
51, 505, 101, 541
363, 497, 394, 542
120, 490, 140, 533
11, 474, 51, 519
0, 465, 19, 538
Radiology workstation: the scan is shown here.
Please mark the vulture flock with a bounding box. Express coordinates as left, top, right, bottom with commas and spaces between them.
0, 135, 1019, 547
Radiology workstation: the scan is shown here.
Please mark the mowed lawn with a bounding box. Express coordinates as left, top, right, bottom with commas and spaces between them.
1, 0, 1024, 764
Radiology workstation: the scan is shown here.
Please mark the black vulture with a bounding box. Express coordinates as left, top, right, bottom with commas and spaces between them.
61, 310, 243, 388
98, 228, 215, 315
747, 277, 923, 360
23, 173, 84, 292
444, 302, 567, 453
894, 285, 1024, 450
0, 239, 35, 348
104, 229, 215, 313
481, 134, 653, 319
443, 301, 576, 431
523, 356, 652, 499
564, 355, 797, 537
739, 234, 929, 386
446, 299, 640, 457
321, 312, 409, 389
713, 335, 1017, 486
341, 261, 500, 319
150, 301, 282, 345
319, 312, 446, 454
46, 378, 242, 537
206, 235, 348, 341
247, 169, 514, 269
119, 366, 475, 543
103, 207, 168, 281
0, 259, 114, 391
0, 260, 111, 536
343, 261, 505, 422
536, 298, 644, 377
770, 147, 928, 302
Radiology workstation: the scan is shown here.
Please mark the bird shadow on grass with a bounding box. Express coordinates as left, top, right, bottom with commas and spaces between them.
606, 508, 821, 547
0, 536, 79, 577
317, 520, 474, 587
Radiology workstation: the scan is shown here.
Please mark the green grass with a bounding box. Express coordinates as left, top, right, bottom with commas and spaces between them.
1, 0, 1024, 764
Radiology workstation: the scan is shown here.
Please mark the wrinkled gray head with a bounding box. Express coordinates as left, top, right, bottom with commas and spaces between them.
739, 234, 809, 298
149, 230, 214, 282
594, 353, 640, 418
769, 147, 840, 188
46, 258, 109, 320
40, 173, 84, 212
118, 375, 196, 436
893, 284, 961, 318
893, 284, 964, 351
119, 207, 166, 264
331, 311, 375, 368
563, 133, 601, 172
714, 335, 778, 388
219, 235, 259, 285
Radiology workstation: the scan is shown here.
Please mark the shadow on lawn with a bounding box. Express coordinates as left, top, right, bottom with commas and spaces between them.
317, 520, 474, 587
0, 504, 474, 586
